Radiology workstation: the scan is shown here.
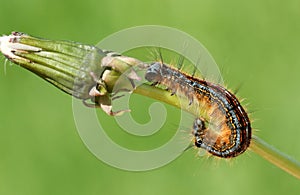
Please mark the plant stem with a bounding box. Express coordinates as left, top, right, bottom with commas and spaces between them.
251, 135, 300, 179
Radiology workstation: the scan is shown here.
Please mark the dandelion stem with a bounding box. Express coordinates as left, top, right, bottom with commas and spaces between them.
251, 136, 300, 179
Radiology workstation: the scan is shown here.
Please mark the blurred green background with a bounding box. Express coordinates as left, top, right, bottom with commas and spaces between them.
1, 0, 300, 194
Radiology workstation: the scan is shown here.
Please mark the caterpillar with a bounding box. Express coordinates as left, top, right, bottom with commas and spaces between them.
145, 62, 251, 158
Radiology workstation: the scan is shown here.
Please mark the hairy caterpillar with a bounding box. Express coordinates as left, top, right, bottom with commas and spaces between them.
145, 62, 251, 158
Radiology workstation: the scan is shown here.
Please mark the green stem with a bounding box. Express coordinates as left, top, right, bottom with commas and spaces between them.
251, 135, 300, 179
134, 84, 197, 114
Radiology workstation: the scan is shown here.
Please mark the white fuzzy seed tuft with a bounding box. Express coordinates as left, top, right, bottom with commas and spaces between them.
0, 34, 42, 60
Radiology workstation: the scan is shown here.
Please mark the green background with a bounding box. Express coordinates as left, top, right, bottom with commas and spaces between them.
1, 0, 300, 194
